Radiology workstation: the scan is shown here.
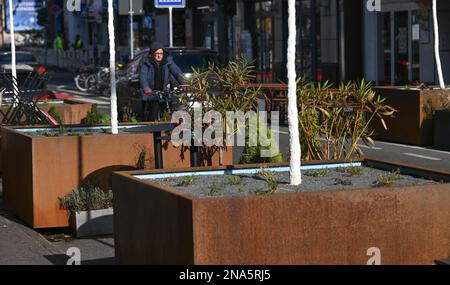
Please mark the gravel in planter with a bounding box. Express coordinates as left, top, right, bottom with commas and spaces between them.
153, 167, 442, 198
19, 124, 174, 137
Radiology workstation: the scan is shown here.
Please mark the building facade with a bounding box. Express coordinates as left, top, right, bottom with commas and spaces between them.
364, 0, 450, 85
1, 0, 449, 86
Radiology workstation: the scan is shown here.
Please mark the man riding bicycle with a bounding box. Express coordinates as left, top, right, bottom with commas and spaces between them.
139, 42, 186, 121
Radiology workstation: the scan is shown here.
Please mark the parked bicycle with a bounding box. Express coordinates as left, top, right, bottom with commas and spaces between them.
74, 63, 123, 96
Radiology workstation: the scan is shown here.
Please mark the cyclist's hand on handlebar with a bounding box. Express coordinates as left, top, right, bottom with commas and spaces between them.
144, 87, 153, 96
180, 85, 189, 92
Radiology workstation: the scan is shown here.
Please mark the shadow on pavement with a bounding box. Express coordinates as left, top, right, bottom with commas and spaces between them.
43, 254, 69, 265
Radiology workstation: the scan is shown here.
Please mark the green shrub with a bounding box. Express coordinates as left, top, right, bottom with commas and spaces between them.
81, 104, 111, 124
240, 119, 283, 164
48, 107, 62, 125
59, 182, 113, 212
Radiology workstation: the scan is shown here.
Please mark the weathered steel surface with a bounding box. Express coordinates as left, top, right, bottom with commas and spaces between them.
113, 160, 450, 265
371, 87, 450, 146
434, 110, 450, 151
2, 127, 155, 228
113, 173, 194, 265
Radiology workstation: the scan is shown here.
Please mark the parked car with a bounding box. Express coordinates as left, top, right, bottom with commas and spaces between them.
0, 51, 47, 85
116, 46, 219, 121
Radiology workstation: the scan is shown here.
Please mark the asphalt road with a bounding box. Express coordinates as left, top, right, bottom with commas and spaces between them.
48, 70, 450, 173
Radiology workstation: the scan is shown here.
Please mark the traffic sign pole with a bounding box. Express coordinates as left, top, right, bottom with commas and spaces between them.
169, 7, 173, 47
130, 0, 134, 59
154, 1, 185, 47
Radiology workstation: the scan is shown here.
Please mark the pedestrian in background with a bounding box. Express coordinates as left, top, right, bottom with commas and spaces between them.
53, 32, 64, 51
73, 34, 84, 52
139, 42, 186, 121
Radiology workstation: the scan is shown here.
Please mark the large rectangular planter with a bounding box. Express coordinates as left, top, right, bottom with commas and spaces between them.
370, 87, 450, 146
0, 99, 93, 174
2, 124, 156, 229
434, 110, 450, 151
112, 159, 450, 265
70, 208, 114, 238
2, 123, 232, 228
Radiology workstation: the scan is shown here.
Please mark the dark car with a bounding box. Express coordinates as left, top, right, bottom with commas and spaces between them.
117, 47, 218, 120
0, 51, 47, 89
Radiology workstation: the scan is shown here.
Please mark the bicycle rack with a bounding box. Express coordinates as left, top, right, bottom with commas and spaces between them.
0, 72, 54, 126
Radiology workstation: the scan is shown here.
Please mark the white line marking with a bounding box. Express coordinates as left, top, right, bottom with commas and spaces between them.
377, 141, 450, 155
357, 144, 382, 150
271, 130, 289, 135
403, 153, 442, 161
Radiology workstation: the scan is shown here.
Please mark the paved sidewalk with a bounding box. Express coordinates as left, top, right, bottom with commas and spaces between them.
0, 188, 66, 264
0, 181, 115, 265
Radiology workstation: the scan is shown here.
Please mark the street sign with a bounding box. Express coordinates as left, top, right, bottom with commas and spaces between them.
154, 0, 186, 9
119, 0, 144, 15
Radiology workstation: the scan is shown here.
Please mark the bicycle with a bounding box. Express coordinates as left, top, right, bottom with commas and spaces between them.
142, 88, 185, 122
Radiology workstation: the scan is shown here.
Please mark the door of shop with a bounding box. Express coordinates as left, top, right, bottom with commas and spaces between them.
380, 9, 421, 85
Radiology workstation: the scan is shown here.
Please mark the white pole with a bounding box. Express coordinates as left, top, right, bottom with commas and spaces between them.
287, 0, 301, 185
129, 0, 134, 59
169, 7, 173, 47
433, 0, 445, 89
108, 0, 118, 134
8, 0, 17, 95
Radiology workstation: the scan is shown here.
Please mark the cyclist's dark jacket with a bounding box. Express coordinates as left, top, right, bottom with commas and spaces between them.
139, 55, 186, 100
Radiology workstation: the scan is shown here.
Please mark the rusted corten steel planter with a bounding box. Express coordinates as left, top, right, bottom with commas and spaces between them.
2, 123, 233, 229
0, 100, 93, 174
434, 110, 450, 151
112, 158, 450, 265
0, 99, 93, 125
370, 87, 450, 146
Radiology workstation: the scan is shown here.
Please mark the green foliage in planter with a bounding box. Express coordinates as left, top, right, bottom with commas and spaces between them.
187, 56, 263, 165
48, 107, 62, 124
208, 183, 221, 196
121, 104, 140, 123
304, 169, 329, 177
227, 175, 242, 186
373, 169, 402, 187
81, 104, 111, 124
255, 167, 279, 195
337, 166, 363, 176
48, 107, 66, 134
297, 78, 397, 160
240, 118, 283, 164
178, 175, 197, 187
59, 182, 113, 212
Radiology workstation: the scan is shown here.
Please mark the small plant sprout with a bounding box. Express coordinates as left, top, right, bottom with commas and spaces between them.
305, 169, 329, 177
254, 187, 266, 196
177, 175, 197, 187
374, 169, 402, 187
333, 178, 353, 186
337, 166, 363, 176
227, 175, 242, 186
258, 166, 276, 181
266, 179, 279, 194
208, 183, 221, 196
